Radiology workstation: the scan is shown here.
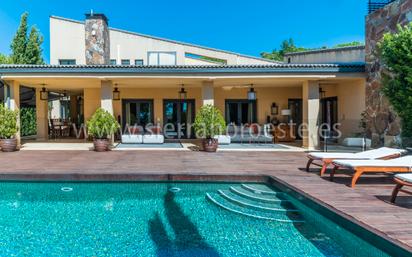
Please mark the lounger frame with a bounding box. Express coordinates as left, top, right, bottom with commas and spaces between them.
330, 164, 410, 188
306, 152, 401, 177
390, 178, 412, 203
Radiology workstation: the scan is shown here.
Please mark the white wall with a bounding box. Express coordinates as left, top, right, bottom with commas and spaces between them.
50, 16, 276, 66
284, 47, 365, 64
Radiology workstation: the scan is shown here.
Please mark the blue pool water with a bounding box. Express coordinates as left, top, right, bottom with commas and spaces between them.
0, 182, 392, 256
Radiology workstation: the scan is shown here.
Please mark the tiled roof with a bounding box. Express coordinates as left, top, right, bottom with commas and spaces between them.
0, 64, 365, 74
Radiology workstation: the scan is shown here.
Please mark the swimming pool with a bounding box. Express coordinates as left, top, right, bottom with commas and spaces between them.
0, 182, 397, 256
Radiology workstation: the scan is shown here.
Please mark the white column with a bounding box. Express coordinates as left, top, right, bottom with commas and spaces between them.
302, 81, 320, 150
5, 81, 21, 146
202, 81, 214, 106
100, 80, 113, 114
36, 87, 49, 140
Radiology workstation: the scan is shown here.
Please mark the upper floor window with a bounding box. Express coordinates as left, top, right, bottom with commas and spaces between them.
59, 59, 76, 65
110, 59, 117, 65
121, 59, 130, 65
148, 52, 176, 65
135, 59, 144, 66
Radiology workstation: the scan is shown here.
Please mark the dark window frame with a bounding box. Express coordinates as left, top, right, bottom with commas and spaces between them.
225, 99, 257, 125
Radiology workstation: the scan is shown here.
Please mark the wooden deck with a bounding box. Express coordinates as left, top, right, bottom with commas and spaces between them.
0, 150, 411, 253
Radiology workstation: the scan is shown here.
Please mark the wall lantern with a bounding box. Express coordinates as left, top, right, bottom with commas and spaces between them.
271, 103, 278, 115
247, 85, 257, 101
40, 85, 48, 101
179, 84, 187, 100
113, 85, 120, 101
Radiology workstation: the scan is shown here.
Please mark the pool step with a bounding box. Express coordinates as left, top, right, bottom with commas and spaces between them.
241, 184, 283, 196
218, 190, 299, 213
229, 186, 287, 203
206, 192, 304, 223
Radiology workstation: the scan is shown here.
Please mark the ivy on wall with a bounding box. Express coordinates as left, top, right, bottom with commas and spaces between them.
379, 23, 412, 145
20, 107, 37, 136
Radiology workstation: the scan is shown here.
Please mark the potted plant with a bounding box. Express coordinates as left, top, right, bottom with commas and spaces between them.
193, 104, 226, 152
0, 105, 19, 152
87, 108, 120, 152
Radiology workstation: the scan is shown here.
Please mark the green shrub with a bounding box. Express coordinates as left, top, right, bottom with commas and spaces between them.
86, 108, 120, 139
20, 107, 37, 136
0, 105, 19, 139
378, 23, 412, 144
193, 105, 226, 139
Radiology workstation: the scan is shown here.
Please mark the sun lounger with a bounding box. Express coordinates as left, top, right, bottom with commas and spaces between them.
306, 147, 405, 176
390, 173, 412, 203
331, 156, 412, 188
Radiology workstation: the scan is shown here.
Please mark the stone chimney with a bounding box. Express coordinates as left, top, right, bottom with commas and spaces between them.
85, 13, 110, 65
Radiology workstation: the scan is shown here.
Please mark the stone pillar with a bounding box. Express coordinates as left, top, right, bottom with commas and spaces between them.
36, 87, 48, 140
202, 81, 214, 106
365, 0, 412, 146
85, 13, 110, 65
5, 81, 21, 146
302, 81, 320, 150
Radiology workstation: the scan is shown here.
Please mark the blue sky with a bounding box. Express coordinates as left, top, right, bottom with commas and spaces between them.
0, 0, 366, 63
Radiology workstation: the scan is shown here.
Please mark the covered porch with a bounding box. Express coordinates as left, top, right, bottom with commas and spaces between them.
0, 64, 366, 150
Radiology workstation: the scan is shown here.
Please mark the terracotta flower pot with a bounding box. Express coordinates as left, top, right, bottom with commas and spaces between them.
202, 138, 218, 152
0, 138, 18, 152
93, 138, 110, 152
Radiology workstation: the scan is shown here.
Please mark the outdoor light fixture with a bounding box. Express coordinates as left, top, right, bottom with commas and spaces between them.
271, 103, 278, 115
113, 85, 120, 100
40, 85, 48, 100
247, 85, 256, 101
179, 85, 187, 100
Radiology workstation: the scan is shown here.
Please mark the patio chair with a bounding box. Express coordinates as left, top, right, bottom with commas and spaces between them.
330, 155, 412, 188
306, 147, 406, 176
390, 173, 412, 203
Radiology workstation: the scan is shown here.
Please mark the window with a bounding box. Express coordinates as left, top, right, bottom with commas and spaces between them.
110, 59, 117, 65
59, 59, 76, 65
134, 59, 144, 66
185, 53, 227, 65
121, 59, 130, 65
225, 100, 257, 125
148, 52, 176, 65
122, 100, 154, 130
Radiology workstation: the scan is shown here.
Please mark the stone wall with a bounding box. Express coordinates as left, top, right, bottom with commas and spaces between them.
365, 0, 412, 146
85, 14, 110, 65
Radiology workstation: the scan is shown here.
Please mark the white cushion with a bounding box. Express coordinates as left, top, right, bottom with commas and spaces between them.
214, 135, 231, 145
143, 135, 164, 144
121, 134, 143, 144
395, 173, 412, 183
342, 138, 372, 148
333, 156, 412, 168
309, 147, 405, 160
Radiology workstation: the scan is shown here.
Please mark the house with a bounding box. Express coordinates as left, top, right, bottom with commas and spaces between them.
0, 13, 367, 149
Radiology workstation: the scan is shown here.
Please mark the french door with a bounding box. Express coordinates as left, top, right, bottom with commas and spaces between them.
225, 100, 257, 125
320, 97, 338, 139
288, 99, 303, 139
122, 99, 154, 130
163, 99, 195, 139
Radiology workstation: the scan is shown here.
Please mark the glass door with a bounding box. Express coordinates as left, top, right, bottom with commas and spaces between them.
288, 99, 303, 139
320, 97, 338, 140
163, 99, 195, 139
225, 100, 257, 125
122, 100, 154, 131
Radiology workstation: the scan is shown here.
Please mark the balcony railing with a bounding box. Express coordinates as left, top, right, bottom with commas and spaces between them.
368, 0, 396, 14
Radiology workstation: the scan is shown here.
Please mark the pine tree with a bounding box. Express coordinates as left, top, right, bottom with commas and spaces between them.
26, 26, 44, 64
9, 12, 44, 64
10, 12, 29, 64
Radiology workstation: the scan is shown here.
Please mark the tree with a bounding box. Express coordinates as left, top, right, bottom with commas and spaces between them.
378, 23, 412, 143
26, 26, 44, 64
335, 41, 363, 48
10, 12, 44, 64
261, 38, 307, 61
0, 54, 11, 64
10, 12, 29, 64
